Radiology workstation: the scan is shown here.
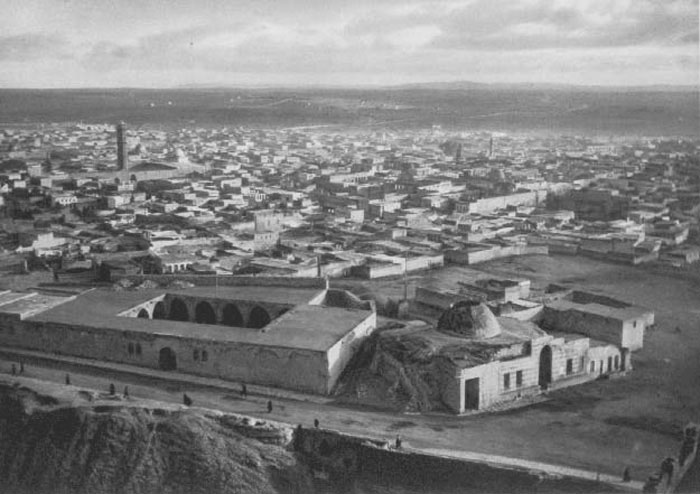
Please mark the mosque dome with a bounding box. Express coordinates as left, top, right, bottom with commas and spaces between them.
437, 301, 502, 339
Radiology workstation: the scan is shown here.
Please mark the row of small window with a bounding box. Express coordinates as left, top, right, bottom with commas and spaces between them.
503, 370, 523, 390
193, 349, 209, 362
127, 342, 142, 356
590, 355, 620, 374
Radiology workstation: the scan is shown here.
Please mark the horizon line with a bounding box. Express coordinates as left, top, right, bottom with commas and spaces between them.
0, 80, 698, 92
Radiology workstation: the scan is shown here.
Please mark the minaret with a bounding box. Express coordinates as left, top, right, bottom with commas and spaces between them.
116, 122, 128, 171
488, 137, 494, 158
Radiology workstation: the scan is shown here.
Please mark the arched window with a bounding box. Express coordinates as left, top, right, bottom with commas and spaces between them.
169, 298, 189, 321
193, 349, 200, 361
135, 343, 142, 355
222, 303, 244, 327
128, 342, 134, 355
194, 301, 216, 324
201, 350, 208, 362
153, 302, 166, 319
248, 306, 271, 329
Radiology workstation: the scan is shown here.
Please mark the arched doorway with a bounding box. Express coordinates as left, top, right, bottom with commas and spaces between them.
222, 303, 244, 326
169, 298, 189, 321
248, 306, 271, 329
153, 301, 166, 319
195, 301, 216, 324
538, 345, 552, 388
137, 308, 150, 319
159, 347, 177, 371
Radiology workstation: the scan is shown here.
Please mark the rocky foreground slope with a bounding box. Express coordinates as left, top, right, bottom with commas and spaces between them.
0, 380, 313, 494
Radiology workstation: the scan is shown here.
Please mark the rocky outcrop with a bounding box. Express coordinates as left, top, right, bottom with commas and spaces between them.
0, 383, 312, 494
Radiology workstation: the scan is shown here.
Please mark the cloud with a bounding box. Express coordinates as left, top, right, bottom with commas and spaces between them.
0, 33, 73, 61
0, 0, 697, 87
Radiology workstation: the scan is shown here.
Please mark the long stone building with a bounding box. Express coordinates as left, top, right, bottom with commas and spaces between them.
0, 285, 376, 394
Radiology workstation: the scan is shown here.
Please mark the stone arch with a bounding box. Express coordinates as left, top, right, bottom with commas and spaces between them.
248, 305, 271, 329
169, 298, 189, 321
195, 301, 216, 324
159, 347, 177, 371
222, 303, 244, 327
538, 345, 552, 388
137, 308, 150, 319
153, 301, 167, 319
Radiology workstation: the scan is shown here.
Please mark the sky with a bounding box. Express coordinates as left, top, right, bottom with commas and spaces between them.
0, 0, 698, 88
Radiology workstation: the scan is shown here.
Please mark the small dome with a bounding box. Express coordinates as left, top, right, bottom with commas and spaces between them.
437, 301, 502, 339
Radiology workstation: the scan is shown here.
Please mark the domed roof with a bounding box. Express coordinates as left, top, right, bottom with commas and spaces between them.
437, 301, 502, 339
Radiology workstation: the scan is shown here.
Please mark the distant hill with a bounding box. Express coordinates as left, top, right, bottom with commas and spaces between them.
389, 81, 699, 93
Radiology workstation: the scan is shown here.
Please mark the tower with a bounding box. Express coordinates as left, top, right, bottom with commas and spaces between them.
116, 122, 128, 171
488, 137, 494, 158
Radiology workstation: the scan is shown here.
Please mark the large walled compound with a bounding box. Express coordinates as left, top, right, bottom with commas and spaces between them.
0, 285, 376, 394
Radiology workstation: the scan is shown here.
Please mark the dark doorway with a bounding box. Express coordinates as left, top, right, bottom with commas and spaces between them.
222, 303, 244, 326
464, 378, 480, 410
153, 302, 166, 319
248, 306, 271, 329
137, 309, 149, 319
195, 301, 216, 324
538, 345, 552, 388
169, 298, 189, 321
159, 347, 177, 371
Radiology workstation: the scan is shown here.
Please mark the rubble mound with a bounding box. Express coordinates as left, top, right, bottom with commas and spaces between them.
437, 301, 502, 339
336, 325, 503, 413
0, 383, 313, 494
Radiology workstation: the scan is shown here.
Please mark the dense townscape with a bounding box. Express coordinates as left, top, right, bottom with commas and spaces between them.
0, 123, 698, 279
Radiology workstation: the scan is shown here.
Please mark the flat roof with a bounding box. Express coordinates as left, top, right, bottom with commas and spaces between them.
24, 287, 372, 352
546, 299, 651, 321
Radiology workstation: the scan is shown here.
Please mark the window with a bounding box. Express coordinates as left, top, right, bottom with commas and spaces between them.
201, 350, 208, 362
566, 359, 573, 375
516, 370, 523, 388
193, 349, 199, 361
590, 361, 595, 373
580, 357, 584, 371
607, 357, 613, 372
128, 343, 134, 355
135, 343, 142, 356
633, 320, 637, 328
503, 373, 511, 390
614, 355, 620, 370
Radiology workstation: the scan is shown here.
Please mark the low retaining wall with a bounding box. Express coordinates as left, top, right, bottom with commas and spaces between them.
112, 274, 328, 289
294, 427, 630, 493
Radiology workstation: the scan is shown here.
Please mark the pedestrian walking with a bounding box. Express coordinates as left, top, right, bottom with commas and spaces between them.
19, 362, 24, 374
123, 386, 129, 398
267, 400, 273, 413
183, 393, 192, 406
65, 373, 71, 385
109, 383, 116, 395
395, 435, 402, 449
11, 364, 16, 376
241, 383, 247, 398
314, 418, 319, 428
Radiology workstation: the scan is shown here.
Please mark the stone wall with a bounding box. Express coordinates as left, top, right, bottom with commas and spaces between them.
113, 274, 328, 289
0, 315, 333, 394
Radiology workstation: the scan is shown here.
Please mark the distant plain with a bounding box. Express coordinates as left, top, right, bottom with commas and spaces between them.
0, 86, 697, 136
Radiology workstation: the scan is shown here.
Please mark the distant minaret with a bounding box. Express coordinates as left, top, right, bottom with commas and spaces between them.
488, 137, 494, 158
116, 122, 128, 171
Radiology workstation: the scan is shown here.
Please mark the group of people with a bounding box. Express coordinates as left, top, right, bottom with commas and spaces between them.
10, 362, 25, 375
